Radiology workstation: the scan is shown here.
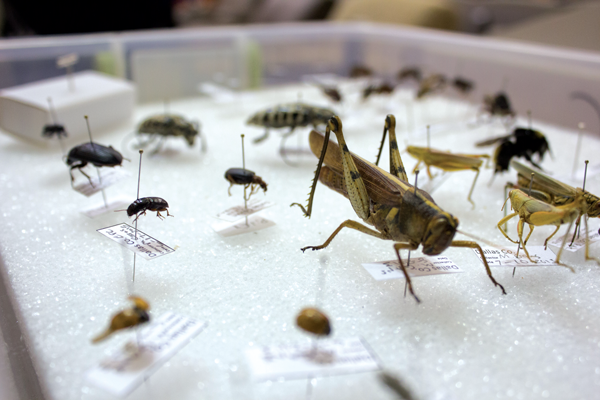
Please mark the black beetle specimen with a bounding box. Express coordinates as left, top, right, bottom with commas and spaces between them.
42, 124, 67, 139
476, 127, 550, 174
362, 82, 395, 100
397, 67, 422, 83
224, 168, 268, 199
452, 77, 474, 95
136, 114, 204, 154
126, 197, 173, 222
66, 142, 124, 185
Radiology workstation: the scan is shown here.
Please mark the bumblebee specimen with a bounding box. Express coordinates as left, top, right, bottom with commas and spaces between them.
246, 103, 335, 151
476, 127, 550, 174
136, 114, 203, 154
362, 82, 395, 100
296, 307, 331, 336
42, 124, 67, 139
292, 115, 505, 302
416, 74, 447, 99
125, 197, 172, 222
452, 77, 474, 95
224, 168, 268, 199
397, 67, 422, 83
66, 142, 124, 185
92, 296, 150, 343
481, 92, 515, 120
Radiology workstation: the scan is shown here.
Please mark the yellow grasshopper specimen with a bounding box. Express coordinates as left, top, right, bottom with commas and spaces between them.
405, 146, 490, 207
497, 188, 599, 265
292, 115, 505, 302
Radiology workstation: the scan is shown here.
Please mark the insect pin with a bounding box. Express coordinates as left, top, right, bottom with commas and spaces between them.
224, 168, 267, 199
476, 127, 550, 175
291, 115, 505, 302
92, 296, 150, 343
136, 113, 204, 154
296, 307, 332, 337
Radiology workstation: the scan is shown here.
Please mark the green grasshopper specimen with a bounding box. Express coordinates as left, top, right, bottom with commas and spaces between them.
403, 146, 490, 207
291, 115, 506, 302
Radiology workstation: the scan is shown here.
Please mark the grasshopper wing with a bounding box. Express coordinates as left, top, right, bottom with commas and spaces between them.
510, 160, 577, 197
475, 133, 512, 147
308, 130, 435, 207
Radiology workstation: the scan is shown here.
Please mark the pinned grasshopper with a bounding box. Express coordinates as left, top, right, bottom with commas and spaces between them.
291, 115, 506, 302
401, 146, 490, 207
498, 160, 600, 265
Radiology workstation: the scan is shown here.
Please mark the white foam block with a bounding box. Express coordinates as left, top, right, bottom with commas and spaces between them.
0, 71, 136, 144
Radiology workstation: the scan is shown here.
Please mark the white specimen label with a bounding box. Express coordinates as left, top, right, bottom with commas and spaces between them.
216, 199, 274, 222
97, 223, 175, 260
548, 228, 600, 253
73, 168, 130, 197
87, 313, 207, 398
212, 214, 275, 237
245, 337, 380, 381
81, 195, 131, 218
473, 246, 557, 267
362, 256, 462, 281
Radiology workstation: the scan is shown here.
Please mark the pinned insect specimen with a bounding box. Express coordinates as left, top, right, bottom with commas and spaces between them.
42, 98, 67, 139
397, 67, 422, 83
125, 197, 173, 222
481, 92, 515, 121
452, 77, 474, 95
225, 168, 268, 198
66, 142, 124, 184
362, 82, 395, 100
349, 65, 373, 78
296, 307, 332, 337
317, 85, 342, 103
136, 114, 204, 154
92, 296, 150, 343
416, 74, 447, 99
291, 115, 505, 302
476, 127, 550, 174
404, 146, 490, 207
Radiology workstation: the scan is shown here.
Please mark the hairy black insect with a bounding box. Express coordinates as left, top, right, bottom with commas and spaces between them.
136, 114, 204, 153
66, 142, 124, 184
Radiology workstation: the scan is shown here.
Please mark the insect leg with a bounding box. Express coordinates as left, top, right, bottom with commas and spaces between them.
583, 216, 600, 265
543, 225, 560, 249
228, 182, 234, 196
466, 167, 480, 208
77, 167, 95, 187
253, 129, 270, 144
156, 211, 165, 220
451, 240, 506, 294
278, 128, 298, 166
523, 224, 535, 246
497, 212, 519, 244
392, 242, 421, 303
301, 220, 387, 252
374, 120, 388, 167
517, 219, 534, 262
384, 115, 408, 181
165, 209, 174, 218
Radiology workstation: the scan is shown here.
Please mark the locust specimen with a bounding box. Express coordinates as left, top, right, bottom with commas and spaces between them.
291, 115, 505, 302
403, 146, 490, 207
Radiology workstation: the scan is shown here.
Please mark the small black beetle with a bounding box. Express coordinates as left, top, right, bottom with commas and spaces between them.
127, 197, 172, 222
66, 142, 124, 185
224, 168, 268, 198
42, 124, 67, 139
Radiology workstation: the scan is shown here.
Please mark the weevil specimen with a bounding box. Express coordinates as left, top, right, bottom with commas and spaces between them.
416, 74, 447, 99
403, 146, 490, 207
224, 168, 268, 199
246, 103, 335, 147
476, 127, 550, 174
125, 197, 173, 222
296, 307, 332, 337
66, 142, 124, 185
136, 114, 204, 154
362, 82, 395, 100
92, 296, 150, 343
291, 115, 505, 302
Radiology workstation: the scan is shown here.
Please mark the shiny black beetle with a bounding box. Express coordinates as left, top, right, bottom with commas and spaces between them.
127, 197, 172, 222
66, 142, 124, 185
224, 168, 268, 198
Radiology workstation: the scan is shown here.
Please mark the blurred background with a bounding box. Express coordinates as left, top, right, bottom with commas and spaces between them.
1, 0, 599, 51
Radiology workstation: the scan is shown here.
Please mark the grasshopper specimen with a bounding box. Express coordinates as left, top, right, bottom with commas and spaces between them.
403, 146, 490, 207
291, 115, 506, 302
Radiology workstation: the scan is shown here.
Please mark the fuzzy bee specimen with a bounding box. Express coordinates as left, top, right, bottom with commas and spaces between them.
136, 114, 204, 154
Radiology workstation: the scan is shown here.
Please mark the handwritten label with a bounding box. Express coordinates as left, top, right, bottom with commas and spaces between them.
362, 255, 462, 281
472, 246, 557, 267
87, 312, 207, 398
57, 53, 79, 68
81, 195, 131, 218
73, 168, 130, 197
245, 337, 380, 381
216, 199, 274, 222
97, 224, 175, 260
212, 214, 275, 237
548, 228, 600, 252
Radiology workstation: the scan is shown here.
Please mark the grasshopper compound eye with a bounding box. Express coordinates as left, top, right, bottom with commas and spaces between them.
296, 307, 331, 337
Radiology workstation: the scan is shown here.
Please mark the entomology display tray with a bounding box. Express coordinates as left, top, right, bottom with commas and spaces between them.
1, 81, 599, 400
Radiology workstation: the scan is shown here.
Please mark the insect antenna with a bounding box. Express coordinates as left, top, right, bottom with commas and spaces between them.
374, 120, 388, 166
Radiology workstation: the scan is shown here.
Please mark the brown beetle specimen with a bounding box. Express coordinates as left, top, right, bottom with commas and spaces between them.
296, 307, 331, 336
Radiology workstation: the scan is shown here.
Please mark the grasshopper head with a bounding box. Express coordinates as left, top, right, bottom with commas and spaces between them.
422, 214, 458, 255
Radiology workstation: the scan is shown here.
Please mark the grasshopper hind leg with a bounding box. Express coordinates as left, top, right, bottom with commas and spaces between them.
300, 220, 386, 252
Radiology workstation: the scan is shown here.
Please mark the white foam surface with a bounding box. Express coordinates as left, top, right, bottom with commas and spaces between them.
0, 82, 599, 400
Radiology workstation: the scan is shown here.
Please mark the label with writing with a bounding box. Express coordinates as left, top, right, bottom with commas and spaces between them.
216, 199, 275, 222
73, 168, 130, 197
87, 312, 207, 398
472, 246, 557, 267
81, 195, 131, 218
97, 224, 175, 260
548, 228, 600, 253
245, 337, 380, 381
212, 214, 275, 237
362, 255, 462, 281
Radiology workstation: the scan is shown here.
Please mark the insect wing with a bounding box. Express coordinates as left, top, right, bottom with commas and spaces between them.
475, 134, 511, 147
510, 160, 576, 198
